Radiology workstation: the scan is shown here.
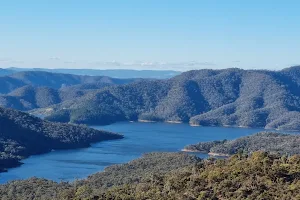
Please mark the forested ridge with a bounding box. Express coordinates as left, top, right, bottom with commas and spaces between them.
0, 107, 123, 172
0, 68, 180, 79
1, 67, 300, 130
0, 71, 136, 94
1, 152, 300, 200
31, 66, 300, 131
184, 132, 300, 156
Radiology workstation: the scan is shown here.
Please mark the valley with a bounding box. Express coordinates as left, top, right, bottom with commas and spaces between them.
1, 68, 300, 200
2, 2, 300, 198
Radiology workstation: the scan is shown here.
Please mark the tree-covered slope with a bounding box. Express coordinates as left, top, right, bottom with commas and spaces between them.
0, 71, 139, 110
0, 84, 100, 111
98, 152, 300, 200
81, 152, 201, 190
0, 107, 123, 172
0, 86, 62, 110
0, 152, 201, 199
38, 67, 300, 130
183, 132, 300, 156
1, 152, 300, 200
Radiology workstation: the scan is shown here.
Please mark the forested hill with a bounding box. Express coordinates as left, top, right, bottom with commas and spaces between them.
0, 71, 139, 110
5, 68, 181, 79
1, 152, 300, 199
0, 107, 123, 172
0, 71, 136, 94
0, 84, 110, 111
183, 132, 300, 156
37, 66, 300, 131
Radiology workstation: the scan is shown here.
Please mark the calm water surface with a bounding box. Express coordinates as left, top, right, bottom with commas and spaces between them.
0, 122, 263, 184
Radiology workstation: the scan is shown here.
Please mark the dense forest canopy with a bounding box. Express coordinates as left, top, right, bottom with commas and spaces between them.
184, 132, 300, 156
27, 66, 300, 131
1, 67, 300, 130
1, 67, 300, 199
1, 152, 300, 200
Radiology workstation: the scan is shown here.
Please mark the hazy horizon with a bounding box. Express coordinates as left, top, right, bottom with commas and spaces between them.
2, 64, 297, 72
1, 1, 300, 71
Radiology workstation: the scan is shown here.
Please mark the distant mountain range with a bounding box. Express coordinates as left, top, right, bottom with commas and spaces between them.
0, 71, 137, 94
29, 66, 300, 131
1, 67, 300, 131
0, 107, 122, 172
0, 68, 180, 79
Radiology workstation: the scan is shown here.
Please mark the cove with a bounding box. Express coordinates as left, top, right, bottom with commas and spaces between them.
0, 122, 263, 184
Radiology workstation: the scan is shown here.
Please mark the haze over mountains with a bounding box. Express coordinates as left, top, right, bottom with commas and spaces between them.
29, 66, 300, 131
0, 68, 15, 76
0, 68, 180, 79
0, 71, 138, 94
1, 66, 300, 130
0, 71, 139, 110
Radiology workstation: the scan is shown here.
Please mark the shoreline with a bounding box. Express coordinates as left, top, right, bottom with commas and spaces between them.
181, 148, 230, 157
208, 152, 230, 157
138, 119, 156, 123
181, 148, 205, 153
189, 123, 200, 127
138, 120, 183, 124
33, 112, 299, 132
0, 135, 123, 176
166, 120, 182, 124
135, 120, 261, 130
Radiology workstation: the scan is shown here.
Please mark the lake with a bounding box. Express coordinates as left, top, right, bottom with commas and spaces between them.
0, 122, 263, 184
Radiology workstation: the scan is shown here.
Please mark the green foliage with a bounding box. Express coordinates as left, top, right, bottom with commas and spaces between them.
0, 71, 136, 110
184, 132, 300, 156
1, 152, 300, 199
81, 152, 201, 190
32, 67, 300, 130
2, 67, 300, 130
98, 152, 300, 200
0, 152, 200, 200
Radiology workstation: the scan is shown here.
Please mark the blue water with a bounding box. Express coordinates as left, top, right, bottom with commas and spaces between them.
0, 122, 263, 184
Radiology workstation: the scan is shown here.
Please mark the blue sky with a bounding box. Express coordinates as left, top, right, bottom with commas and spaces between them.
1, 0, 300, 71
